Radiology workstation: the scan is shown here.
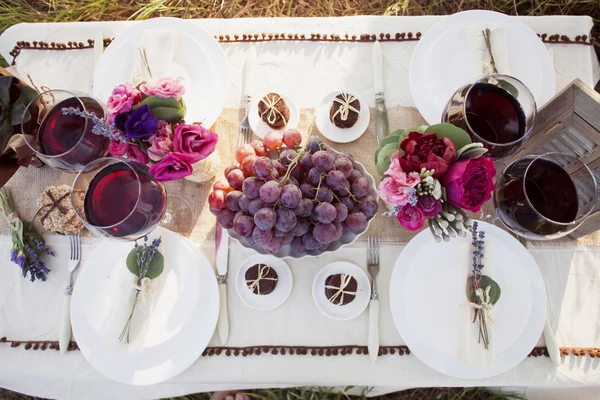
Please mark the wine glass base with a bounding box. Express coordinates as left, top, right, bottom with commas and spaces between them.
160, 194, 195, 237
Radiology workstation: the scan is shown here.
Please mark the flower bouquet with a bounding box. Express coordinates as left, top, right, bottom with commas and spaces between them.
375, 124, 496, 241
105, 77, 219, 182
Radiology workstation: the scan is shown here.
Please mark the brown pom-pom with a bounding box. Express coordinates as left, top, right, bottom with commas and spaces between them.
416, 32, 422, 38
24, 343, 32, 350
408, 32, 413, 38
582, 35, 588, 41
560, 35, 569, 42
400, 32, 406, 38
541, 33, 548, 39
385, 33, 390, 39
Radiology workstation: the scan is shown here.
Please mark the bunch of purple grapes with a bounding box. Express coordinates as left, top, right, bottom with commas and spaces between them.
209, 130, 377, 255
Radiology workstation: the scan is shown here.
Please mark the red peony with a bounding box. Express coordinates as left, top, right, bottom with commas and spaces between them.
441, 157, 496, 213
399, 131, 456, 178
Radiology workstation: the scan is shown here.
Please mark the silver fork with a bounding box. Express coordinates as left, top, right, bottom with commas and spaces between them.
59, 233, 81, 353
367, 236, 380, 362
238, 98, 252, 147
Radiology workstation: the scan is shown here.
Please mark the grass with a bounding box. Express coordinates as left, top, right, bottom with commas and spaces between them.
0, 1, 596, 399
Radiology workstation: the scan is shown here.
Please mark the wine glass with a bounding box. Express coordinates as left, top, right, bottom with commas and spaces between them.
72, 157, 167, 241
21, 89, 110, 172
442, 74, 536, 159
494, 152, 597, 240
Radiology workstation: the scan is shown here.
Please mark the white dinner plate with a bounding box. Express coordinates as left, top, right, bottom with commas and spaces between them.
93, 17, 229, 128
248, 93, 300, 138
389, 221, 546, 379
235, 254, 292, 311
312, 261, 370, 320
409, 10, 555, 124
71, 227, 219, 385
315, 91, 370, 144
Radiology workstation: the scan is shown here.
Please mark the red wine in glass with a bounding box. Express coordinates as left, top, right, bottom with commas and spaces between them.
84, 162, 166, 239
496, 158, 578, 237
35, 95, 109, 171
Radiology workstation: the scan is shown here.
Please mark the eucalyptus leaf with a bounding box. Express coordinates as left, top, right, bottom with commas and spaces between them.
126, 247, 164, 279
151, 106, 185, 123
389, 129, 404, 137
0, 118, 13, 151
459, 147, 489, 160
375, 142, 398, 177
425, 123, 472, 150
10, 103, 26, 125
0, 77, 13, 105
499, 80, 519, 99
456, 142, 485, 159
374, 135, 401, 163
466, 275, 501, 305
404, 125, 428, 133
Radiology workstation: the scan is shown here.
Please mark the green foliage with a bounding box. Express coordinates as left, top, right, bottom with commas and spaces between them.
466, 275, 501, 305
134, 96, 185, 123
425, 123, 472, 150
456, 142, 488, 159
126, 247, 164, 279
0, 76, 37, 152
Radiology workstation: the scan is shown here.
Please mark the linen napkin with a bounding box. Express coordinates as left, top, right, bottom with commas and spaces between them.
457, 22, 510, 76
133, 28, 178, 83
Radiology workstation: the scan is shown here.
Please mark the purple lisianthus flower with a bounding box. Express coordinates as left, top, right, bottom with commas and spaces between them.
417, 195, 443, 218
124, 105, 158, 140
114, 111, 131, 133
149, 152, 195, 182
11, 248, 26, 270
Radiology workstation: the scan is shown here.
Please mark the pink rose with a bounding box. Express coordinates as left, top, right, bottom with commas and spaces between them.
109, 140, 129, 157
106, 83, 141, 123
399, 131, 456, 178
396, 204, 425, 231
417, 195, 443, 218
147, 121, 174, 162
377, 151, 421, 206
441, 157, 496, 213
127, 144, 149, 165
173, 123, 218, 163
139, 77, 186, 100
149, 152, 195, 182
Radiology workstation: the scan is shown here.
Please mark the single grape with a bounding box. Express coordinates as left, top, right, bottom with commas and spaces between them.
272, 160, 286, 176
213, 177, 233, 193
273, 228, 286, 238
242, 176, 264, 200
225, 190, 243, 211
302, 232, 321, 251
333, 202, 348, 222
308, 168, 322, 186
241, 155, 258, 176
294, 198, 314, 217
259, 180, 282, 203
316, 186, 334, 203
263, 236, 283, 254
280, 176, 299, 187
339, 196, 355, 212
248, 198, 265, 215
283, 128, 302, 147
346, 211, 367, 232
338, 152, 355, 163
289, 163, 304, 181
252, 227, 273, 245
332, 221, 344, 242
264, 131, 283, 151
325, 170, 346, 190
281, 184, 302, 209
300, 183, 316, 199
208, 190, 227, 214
351, 177, 369, 199
300, 154, 314, 171
282, 234, 295, 245
314, 202, 337, 224
290, 217, 310, 236
313, 222, 337, 244
239, 194, 252, 212
245, 235, 256, 246
334, 157, 353, 178
275, 208, 297, 232
235, 143, 256, 164
358, 195, 378, 218
348, 169, 362, 183
217, 209, 236, 228
312, 150, 335, 173
254, 207, 277, 230
334, 183, 351, 198
224, 165, 238, 179
227, 168, 245, 190
313, 243, 329, 255
306, 136, 325, 154
250, 139, 268, 156
279, 149, 298, 167
252, 156, 272, 180
291, 236, 306, 253
233, 213, 255, 237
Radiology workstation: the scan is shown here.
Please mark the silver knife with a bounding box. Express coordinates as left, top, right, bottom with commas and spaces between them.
215, 223, 230, 344
373, 41, 390, 144
91, 31, 104, 91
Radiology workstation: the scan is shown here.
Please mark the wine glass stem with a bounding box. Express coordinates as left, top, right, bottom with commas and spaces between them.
162, 212, 172, 224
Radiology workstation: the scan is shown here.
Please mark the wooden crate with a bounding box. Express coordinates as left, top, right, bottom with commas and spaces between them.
496, 79, 600, 239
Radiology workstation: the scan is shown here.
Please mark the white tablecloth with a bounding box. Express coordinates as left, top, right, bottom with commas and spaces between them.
0, 15, 599, 400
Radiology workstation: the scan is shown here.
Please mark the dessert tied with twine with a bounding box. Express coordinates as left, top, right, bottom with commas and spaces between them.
258, 93, 289, 129
329, 93, 361, 129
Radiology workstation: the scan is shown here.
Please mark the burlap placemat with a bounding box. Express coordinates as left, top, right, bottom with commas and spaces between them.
1, 106, 597, 246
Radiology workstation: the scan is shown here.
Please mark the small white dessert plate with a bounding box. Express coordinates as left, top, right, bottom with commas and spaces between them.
312, 261, 370, 320
236, 254, 293, 311
315, 91, 370, 144
249, 93, 300, 139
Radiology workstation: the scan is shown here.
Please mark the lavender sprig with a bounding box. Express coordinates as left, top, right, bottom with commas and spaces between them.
61, 107, 127, 142
471, 221, 486, 290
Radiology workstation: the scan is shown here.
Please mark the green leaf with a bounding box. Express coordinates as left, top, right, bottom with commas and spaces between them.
459, 147, 489, 160
376, 142, 399, 177
456, 142, 485, 159
133, 96, 185, 123
466, 275, 501, 305
150, 106, 185, 123
425, 123, 472, 150
126, 247, 164, 279
0, 77, 14, 105
374, 134, 401, 164
500, 80, 519, 99
389, 129, 404, 137
405, 125, 428, 133
0, 118, 13, 151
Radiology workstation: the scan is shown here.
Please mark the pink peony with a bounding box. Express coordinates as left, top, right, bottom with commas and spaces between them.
149, 152, 195, 182
441, 157, 496, 213
173, 123, 218, 163
399, 131, 456, 178
109, 140, 129, 157
126, 144, 149, 165
106, 83, 141, 123
139, 77, 186, 100
147, 120, 174, 162
377, 151, 421, 206
396, 204, 425, 231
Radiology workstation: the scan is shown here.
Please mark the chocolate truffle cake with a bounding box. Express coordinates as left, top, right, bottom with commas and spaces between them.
245, 264, 279, 295
325, 273, 357, 305
329, 93, 360, 129
258, 93, 290, 130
